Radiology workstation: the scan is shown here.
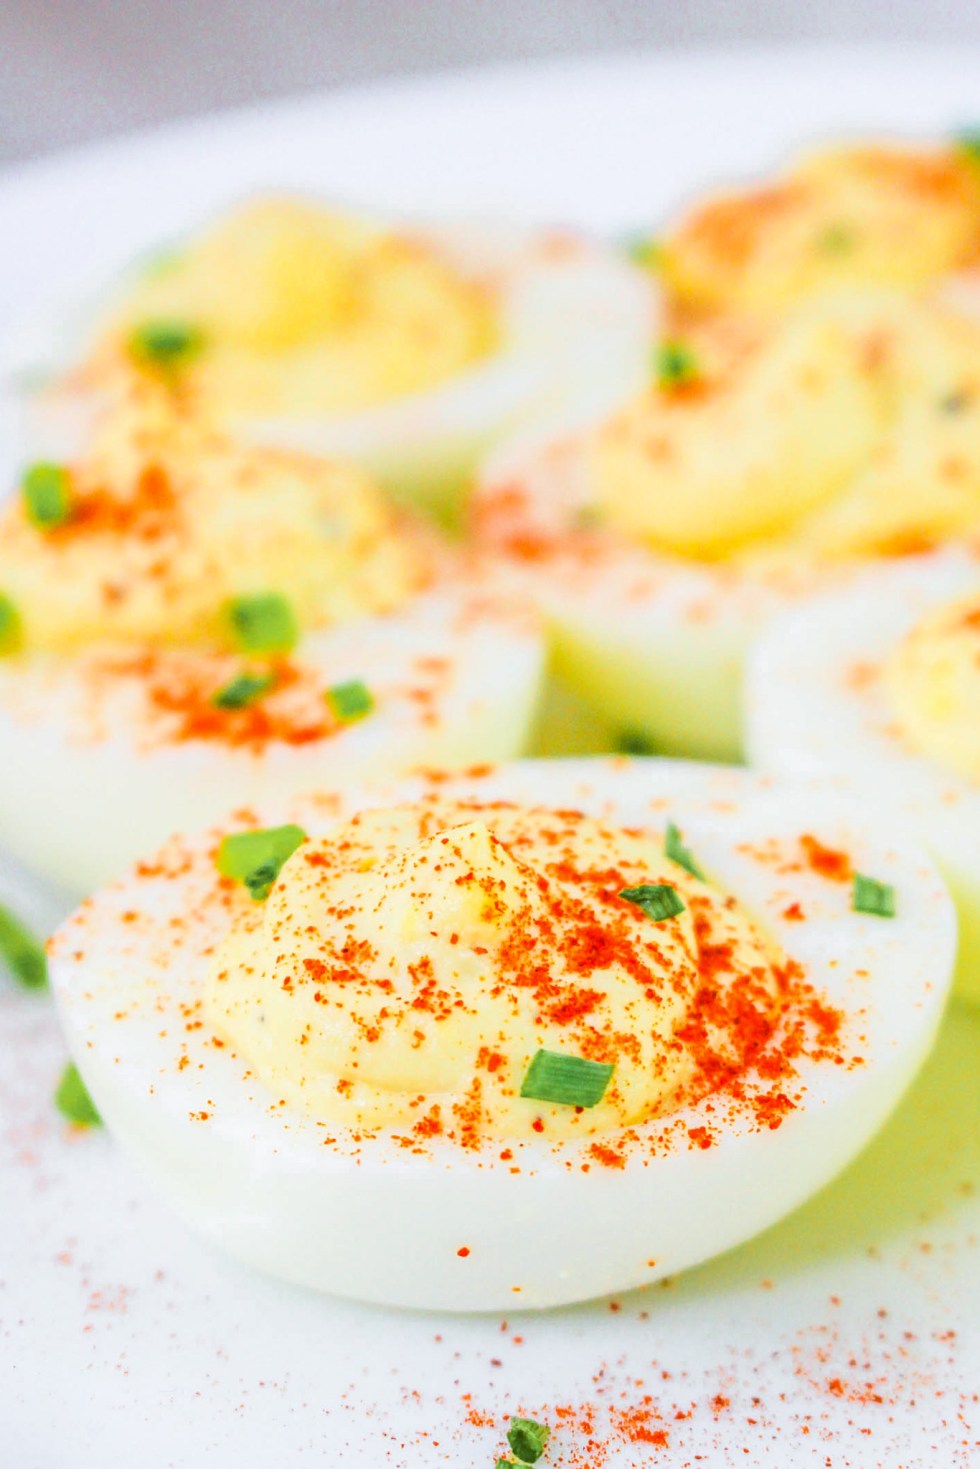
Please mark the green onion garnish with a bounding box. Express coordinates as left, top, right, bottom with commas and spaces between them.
623, 234, 663, 269
326, 679, 374, 724
520, 1050, 613, 1109
212, 669, 277, 710
224, 594, 298, 655
495, 1461, 515, 1469
507, 1418, 551, 1464
817, 222, 855, 255
55, 1062, 101, 1127
665, 820, 704, 880
21, 462, 72, 529
129, 319, 204, 369
655, 340, 700, 390
216, 824, 307, 901
615, 728, 657, 756
0, 903, 47, 989
620, 882, 685, 923
955, 128, 980, 164
852, 873, 896, 919
0, 594, 22, 656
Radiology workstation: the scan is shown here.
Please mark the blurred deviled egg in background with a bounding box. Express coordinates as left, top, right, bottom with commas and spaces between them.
745, 550, 980, 1004
0, 379, 543, 894
474, 139, 980, 761
9, 196, 655, 523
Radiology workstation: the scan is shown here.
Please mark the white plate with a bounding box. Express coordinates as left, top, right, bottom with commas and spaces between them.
2, 45, 980, 1468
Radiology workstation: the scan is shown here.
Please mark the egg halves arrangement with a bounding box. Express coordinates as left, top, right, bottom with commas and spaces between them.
4, 141, 980, 1311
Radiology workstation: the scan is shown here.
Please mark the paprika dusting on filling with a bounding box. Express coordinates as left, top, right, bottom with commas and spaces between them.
204, 799, 847, 1153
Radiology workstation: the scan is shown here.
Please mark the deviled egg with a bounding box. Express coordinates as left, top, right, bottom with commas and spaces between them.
474, 282, 980, 760
11, 197, 654, 522
745, 552, 980, 1004
0, 382, 543, 893
49, 758, 955, 1310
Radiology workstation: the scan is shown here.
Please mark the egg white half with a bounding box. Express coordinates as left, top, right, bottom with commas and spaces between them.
745, 552, 980, 1004
49, 758, 955, 1311
4, 221, 654, 525
0, 586, 543, 895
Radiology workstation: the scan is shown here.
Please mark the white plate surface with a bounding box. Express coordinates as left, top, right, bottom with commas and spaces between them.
2, 44, 980, 1468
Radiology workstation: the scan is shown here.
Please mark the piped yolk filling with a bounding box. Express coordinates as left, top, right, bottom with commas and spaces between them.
205, 801, 798, 1145
884, 588, 980, 782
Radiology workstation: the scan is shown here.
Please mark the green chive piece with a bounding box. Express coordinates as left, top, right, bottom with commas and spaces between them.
665, 820, 704, 880
21, 462, 72, 529
55, 1062, 101, 1127
852, 873, 896, 919
520, 1050, 613, 1109
817, 222, 855, 255
507, 1418, 551, 1464
955, 128, 980, 164
623, 233, 664, 269
620, 882, 685, 923
216, 824, 307, 901
495, 1461, 516, 1469
326, 679, 374, 724
212, 669, 277, 710
224, 594, 298, 655
0, 903, 47, 988
655, 339, 700, 390
615, 728, 657, 756
129, 319, 204, 369
0, 595, 22, 656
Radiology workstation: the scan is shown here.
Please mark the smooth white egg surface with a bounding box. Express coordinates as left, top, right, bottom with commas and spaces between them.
473, 434, 866, 761
48, 758, 955, 1312
5, 216, 654, 526
745, 552, 980, 1005
0, 585, 543, 896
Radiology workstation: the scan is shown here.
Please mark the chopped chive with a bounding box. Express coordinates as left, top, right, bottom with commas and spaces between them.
623, 233, 664, 269
665, 820, 704, 880
212, 668, 277, 710
852, 873, 896, 918
507, 1418, 551, 1464
620, 882, 685, 923
520, 1050, 613, 1109
939, 387, 972, 414
216, 823, 307, 901
816, 222, 856, 255
655, 339, 700, 390
21, 462, 72, 529
0, 595, 22, 656
128, 319, 204, 369
224, 594, 298, 655
0, 903, 47, 989
954, 128, 980, 164
55, 1062, 101, 1127
495, 1461, 516, 1469
326, 679, 374, 724
615, 728, 657, 756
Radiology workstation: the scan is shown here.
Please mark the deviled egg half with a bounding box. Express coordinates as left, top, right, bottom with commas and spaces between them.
476, 138, 980, 760
746, 551, 980, 1005
0, 381, 543, 894
10, 197, 654, 523
49, 758, 955, 1311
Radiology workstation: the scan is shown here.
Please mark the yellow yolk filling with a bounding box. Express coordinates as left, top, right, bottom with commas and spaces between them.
104, 198, 498, 417
661, 142, 980, 316
0, 386, 424, 652
592, 290, 980, 561
205, 802, 786, 1143
884, 589, 980, 782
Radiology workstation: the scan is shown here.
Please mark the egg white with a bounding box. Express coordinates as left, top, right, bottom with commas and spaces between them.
4, 220, 654, 525
0, 586, 543, 896
745, 551, 980, 1004
473, 432, 881, 761
48, 758, 955, 1311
